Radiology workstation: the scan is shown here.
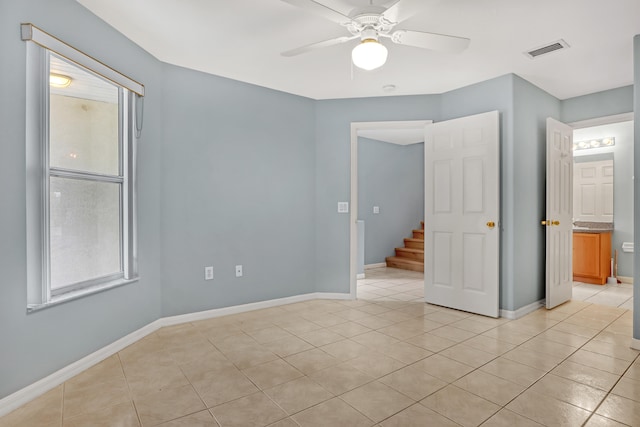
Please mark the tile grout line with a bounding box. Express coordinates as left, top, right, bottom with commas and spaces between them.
457, 302, 635, 426
356, 275, 635, 426
579, 351, 640, 427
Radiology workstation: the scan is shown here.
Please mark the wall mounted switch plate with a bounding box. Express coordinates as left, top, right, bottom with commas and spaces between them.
235, 265, 243, 277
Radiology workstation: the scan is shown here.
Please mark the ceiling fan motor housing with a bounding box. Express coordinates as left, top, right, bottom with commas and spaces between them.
347, 13, 396, 36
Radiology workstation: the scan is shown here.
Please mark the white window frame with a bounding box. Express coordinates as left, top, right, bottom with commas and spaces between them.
23, 24, 143, 311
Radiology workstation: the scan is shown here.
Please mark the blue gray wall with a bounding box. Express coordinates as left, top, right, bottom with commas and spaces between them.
562, 86, 634, 123
0, 0, 164, 399
511, 77, 561, 309
357, 138, 424, 265
160, 64, 317, 316
315, 95, 441, 293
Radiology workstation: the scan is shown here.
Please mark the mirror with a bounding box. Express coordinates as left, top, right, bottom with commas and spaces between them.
573, 155, 614, 224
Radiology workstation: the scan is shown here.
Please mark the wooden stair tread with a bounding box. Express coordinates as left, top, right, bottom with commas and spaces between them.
395, 247, 424, 254
412, 229, 424, 233
385, 256, 424, 272
394, 246, 424, 261
385, 256, 423, 265
404, 238, 424, 250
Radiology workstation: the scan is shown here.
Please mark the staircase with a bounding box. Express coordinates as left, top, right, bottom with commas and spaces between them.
385, 221, 424, 272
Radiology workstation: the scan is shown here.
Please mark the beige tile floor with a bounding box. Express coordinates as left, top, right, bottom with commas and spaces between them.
572, 281, 634, 310
1, 267, 638, 427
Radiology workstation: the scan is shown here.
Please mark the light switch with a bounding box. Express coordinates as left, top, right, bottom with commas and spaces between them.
337, 202, 349, 213
373, 206, 380, 214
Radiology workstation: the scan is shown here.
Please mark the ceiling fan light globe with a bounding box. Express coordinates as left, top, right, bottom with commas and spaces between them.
352, 39, 388, 70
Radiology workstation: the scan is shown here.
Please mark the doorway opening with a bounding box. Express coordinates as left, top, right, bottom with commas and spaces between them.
570, 113, 634, 309
349, 120, 431, 299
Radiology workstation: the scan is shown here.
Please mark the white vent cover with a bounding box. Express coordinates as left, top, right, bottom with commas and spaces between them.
524, 39, 569, 59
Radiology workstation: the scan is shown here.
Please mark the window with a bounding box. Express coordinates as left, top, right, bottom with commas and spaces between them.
23, 24, 144, 309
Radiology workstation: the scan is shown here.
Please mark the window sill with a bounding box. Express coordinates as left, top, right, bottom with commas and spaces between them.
27, 277, 138, 313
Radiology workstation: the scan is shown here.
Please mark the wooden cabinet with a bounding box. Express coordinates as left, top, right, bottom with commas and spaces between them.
573, 232, 611, 285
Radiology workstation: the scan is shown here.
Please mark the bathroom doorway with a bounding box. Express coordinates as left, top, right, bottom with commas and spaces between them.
571, 114, 634, 308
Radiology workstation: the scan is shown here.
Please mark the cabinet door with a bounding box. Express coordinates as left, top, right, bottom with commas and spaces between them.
573, 233, 600, 278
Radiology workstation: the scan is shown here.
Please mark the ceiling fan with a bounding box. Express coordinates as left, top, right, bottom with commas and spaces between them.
281, 0, 470, 70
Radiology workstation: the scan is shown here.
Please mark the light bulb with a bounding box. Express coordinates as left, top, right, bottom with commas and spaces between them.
352, 39, 388, 71
50, 73, 72, 88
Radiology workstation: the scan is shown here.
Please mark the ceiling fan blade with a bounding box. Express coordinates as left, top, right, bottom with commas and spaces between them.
390, 29, 470, 53
382, 0, 428, 24
281, 0, 352, 25
281, 35, 357, 57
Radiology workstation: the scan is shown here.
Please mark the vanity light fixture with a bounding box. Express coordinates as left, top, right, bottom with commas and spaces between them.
50, 73, 72, 88
573, 137, 615, 151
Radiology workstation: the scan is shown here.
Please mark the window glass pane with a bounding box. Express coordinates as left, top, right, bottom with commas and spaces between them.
49, 54, 119, 176
50, 177, 122, 290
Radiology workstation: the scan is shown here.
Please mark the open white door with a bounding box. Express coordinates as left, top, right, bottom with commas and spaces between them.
545, 118, 573, 309
424, 111, 500, 317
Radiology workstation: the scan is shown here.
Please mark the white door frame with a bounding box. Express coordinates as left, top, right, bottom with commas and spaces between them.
349, 120, 432, 298
568, 112, 634, 129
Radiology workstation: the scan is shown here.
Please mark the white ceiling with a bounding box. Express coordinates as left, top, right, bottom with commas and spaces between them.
50, 55, 118, 104
77, 0, 640, 100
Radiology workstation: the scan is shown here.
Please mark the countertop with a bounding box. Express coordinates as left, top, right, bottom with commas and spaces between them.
572, 221, 613, 233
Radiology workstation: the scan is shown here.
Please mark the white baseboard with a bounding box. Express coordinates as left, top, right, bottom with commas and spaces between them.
356, 273, 365, 279
0, 292, 351, 418
162, 293, 316, 326
0, 319, 162, 417
631, 338, 640, 351
162, 292, 352, 327
500, 299, 545, 320
618, 276, 633, 285
316, 292, 353, 300
365, 263, 386, 270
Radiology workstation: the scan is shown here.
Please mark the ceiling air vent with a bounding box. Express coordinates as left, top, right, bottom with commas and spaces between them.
524, 39, 569, 59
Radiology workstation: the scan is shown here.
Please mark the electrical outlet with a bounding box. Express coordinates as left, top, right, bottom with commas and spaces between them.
235, 265, 243, 277
373, 206, 380, 214
204, 266, 213, 280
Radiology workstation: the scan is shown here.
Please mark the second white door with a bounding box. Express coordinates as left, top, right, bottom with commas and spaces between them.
424, 111, 500, 318
545, 117, 574, 309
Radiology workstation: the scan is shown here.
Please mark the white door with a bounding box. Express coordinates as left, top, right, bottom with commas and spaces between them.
573, 160, 614, 222
424, 111, 500, 317
545, 118, 574, 309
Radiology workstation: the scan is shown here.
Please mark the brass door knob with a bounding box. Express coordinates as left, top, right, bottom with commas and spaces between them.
541, 220, 549, 226
552, 220, 560, 226
486, 221, 495, 229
